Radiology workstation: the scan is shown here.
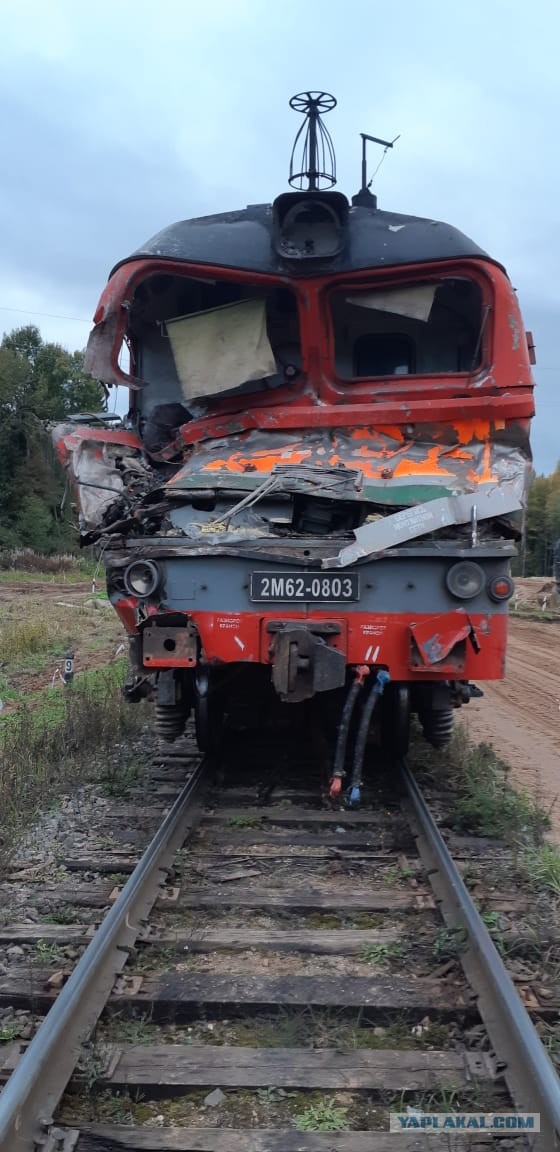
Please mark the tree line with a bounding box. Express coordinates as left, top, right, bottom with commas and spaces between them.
0, 325, 105, 552
520, 462, 560, 578
0, 323, 557, 572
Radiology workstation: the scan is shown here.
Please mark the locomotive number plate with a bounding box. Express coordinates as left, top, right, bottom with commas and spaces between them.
250, 571, 360, 602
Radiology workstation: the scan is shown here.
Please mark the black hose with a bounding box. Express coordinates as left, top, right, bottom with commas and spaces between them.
332, 678, 364, 783
348, 670, 390, 806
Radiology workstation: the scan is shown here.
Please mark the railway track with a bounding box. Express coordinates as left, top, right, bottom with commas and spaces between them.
0, 728, 560, 1150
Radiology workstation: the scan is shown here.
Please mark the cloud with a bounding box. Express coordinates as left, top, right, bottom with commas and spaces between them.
0, 0, 558, 469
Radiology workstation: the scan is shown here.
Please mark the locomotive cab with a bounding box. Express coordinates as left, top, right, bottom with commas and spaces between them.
54, 92, 534, 793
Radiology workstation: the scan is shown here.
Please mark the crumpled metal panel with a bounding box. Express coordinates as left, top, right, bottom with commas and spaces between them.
409, 614, 472, 666
324, 482, 523, 568
167, 422, 531, 505
52, 423, 146, 530
52, 413, 531, 545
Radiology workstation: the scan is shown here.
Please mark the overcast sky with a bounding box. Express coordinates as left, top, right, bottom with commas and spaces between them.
0, 0, 558, 471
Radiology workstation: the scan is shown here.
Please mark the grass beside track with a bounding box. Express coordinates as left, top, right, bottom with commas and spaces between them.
413, 722, 560, 897
0, 661, 145, 869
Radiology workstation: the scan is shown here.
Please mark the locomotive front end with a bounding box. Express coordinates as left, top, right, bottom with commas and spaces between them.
54, 92, 534, 781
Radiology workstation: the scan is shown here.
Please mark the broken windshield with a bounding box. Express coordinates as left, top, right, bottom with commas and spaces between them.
128, 274, 301, 449
330, 277, 485, 378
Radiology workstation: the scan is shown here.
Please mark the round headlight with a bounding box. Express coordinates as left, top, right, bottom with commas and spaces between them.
488, 574, 514, 602
124, 560, 160, 598
445, 561, 485, 600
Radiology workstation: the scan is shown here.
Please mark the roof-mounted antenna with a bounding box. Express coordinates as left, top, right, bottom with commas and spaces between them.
353, 131, 400, 208
289, 91, 337, 191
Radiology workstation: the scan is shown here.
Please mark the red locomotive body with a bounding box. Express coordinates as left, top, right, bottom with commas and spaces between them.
55, 93, 534, 792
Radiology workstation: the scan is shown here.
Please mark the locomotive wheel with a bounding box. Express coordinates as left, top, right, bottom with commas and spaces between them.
194, 667, 224, 753
380, 683, 411, 759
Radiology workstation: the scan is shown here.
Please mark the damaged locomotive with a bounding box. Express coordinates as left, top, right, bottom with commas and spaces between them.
54, 92, 534, 798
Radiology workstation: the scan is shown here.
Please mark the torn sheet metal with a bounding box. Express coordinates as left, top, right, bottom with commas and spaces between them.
323, 482, 522, 568
52, 423, 149, 530
346, 284, 436, 321
166, 423, 530, 504
167, 299, 276, 401
409, 614, 471, 666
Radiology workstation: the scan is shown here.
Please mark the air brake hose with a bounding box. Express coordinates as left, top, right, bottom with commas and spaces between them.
347, 669, 391, 808
329, 665, 370, 800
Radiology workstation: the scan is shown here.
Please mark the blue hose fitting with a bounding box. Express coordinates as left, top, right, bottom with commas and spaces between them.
348, 785, 361, 808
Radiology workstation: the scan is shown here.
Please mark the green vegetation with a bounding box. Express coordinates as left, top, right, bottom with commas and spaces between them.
257, 1087, 295, 1105
452, 741, 547, 839
226, 815, 262, 828
89, 1089, 136, 1124
0, 662, 145, 868
293, 1098, 350, 1132
0, 1023, 22, 1043
415, 725, 560, 906
1, 611, 62, 662
101, 758, 142, 798
101, 1013, 155, 1046
415, 726, 549, 841
0, 588, 123, 713
521, 843, 560, 897
360, 942, 404, 965
432, 927, 467, 962
540, 1020, 560, 1068
0, 325, 105, 553
518, 463, 560, 577
413, 1087, 459, 1112
35, 939, 64, 965
128, 1008, 450, 1053
0, 549, 93, 578
480, 911, 505, 956
43, 907, 83, 925
135, 946, 178, 972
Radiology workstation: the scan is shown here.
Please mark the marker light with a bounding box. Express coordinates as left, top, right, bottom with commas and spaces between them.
488, 575, 515, 602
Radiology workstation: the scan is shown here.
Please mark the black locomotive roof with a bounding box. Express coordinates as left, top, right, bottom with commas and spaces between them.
111, 200, 495, 279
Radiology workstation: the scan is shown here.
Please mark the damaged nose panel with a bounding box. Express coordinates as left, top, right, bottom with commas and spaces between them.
52, 423, 149, 532
324, 481, 523, 568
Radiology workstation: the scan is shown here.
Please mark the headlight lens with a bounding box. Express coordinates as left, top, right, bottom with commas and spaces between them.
445, 561, 485, 600
488, 574, 514, 602
124, 560, 161, 598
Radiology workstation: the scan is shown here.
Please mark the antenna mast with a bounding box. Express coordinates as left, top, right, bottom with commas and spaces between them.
353, 131, 400, 208
289, 91, 337, 191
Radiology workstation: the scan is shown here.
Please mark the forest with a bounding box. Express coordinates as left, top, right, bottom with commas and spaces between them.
0, 324, 557, 575
0, 325, 105, 553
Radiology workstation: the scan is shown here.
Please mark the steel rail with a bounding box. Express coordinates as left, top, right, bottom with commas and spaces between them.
401, 757, 560, 1151
0, 756, 209, 1152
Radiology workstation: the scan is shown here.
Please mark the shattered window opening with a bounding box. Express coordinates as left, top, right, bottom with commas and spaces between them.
128, 274, 301, 441
330, 277, 484, 379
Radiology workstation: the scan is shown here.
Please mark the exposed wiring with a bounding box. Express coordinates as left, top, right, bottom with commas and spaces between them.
209, 476, 282, 526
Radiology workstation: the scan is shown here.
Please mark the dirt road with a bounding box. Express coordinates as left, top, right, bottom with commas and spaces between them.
462, 618, 560, 837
